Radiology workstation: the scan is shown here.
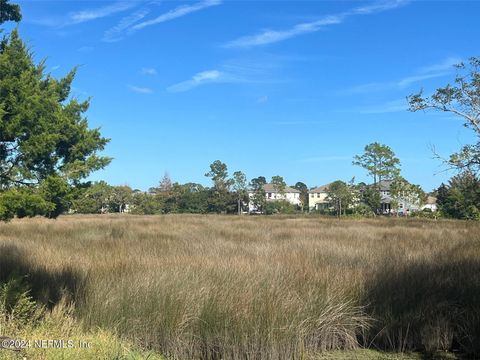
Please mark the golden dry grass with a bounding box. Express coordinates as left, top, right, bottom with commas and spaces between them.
1, 214, 479, 359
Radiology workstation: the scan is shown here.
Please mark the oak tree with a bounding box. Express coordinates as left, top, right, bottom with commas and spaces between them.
408, 57, 480, 174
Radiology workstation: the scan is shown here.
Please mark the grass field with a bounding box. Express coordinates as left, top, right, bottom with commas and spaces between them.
0, 215, 479, 359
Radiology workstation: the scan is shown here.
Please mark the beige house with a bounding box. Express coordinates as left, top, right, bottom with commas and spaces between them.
308, 184, 330, 211
248, 183, 301, 212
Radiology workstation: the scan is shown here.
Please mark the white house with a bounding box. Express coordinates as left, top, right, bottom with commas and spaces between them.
248, 183, 301, 212
308, 184, 330, 211
421, 196, 438, 212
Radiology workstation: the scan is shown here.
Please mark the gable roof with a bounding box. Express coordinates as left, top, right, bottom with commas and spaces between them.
262, 183, 300, 193
426, 196, 437, 205
377, 180, 393, 191
309, 184, 330, 193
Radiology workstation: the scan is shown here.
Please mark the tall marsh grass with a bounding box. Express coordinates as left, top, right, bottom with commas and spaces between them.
0, 215, 479, 359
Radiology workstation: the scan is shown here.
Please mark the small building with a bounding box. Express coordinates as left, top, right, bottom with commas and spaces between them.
308, 184, 330, 211
248, 183, 301, 213
421, 196, 438, 212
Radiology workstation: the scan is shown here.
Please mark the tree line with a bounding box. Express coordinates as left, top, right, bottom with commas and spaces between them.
69, 137, 480, 220
0, 1, 478, 220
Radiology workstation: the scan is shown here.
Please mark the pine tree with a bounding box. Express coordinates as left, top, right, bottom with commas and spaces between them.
0, 30, 111, 220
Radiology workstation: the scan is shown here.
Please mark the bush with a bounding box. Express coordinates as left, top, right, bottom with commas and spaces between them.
0, 276, 41, 328
0, 188, 53, 221
0, 276, 164, 359
353, 204, 376, 217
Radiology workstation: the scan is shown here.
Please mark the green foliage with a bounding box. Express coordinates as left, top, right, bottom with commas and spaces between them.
0, 277, 165, 359
327, 180, 353, 217
109, 185, 133, 213
359, 184, 381, 213
40, 175, 72, 218
293, 181, 309, 211
389, 176, 425, 214
0, 30, 110, 187
173, 182, 209, 214
149, 180, 210, 214
262, 199, 297, 215
232, 171, 247, 215
205, 160, 232, 192
353, 142, 401, 185
130, 191, 163, 215
0, 187, 52, 221
413, 208, 440, 219
0, 0, 21, 24
0, 275, 40, 326
71, 181, 112, 214
249, 176, 267, 213
0, 29, 110, 220
353, 203, 376, 217
0, 176, 73, 220
205, 160, 235, 213
271, 175, 286, 195
436, 171, 480, 220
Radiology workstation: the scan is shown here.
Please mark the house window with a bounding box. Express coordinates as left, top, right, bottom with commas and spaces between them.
311, 194, 314, 198
317, 193, 320, 198
268, 193, 272, 198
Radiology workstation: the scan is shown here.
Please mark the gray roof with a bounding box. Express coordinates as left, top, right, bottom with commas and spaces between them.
309, 184, 330, 193
262, 183, 300, 193
378, 180, 393, 191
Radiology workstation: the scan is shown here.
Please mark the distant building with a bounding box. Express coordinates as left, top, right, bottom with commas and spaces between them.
308, 184, 330, 211
248, 183, 301, 213
377, 180, 421, 215
421, 196, 438, 212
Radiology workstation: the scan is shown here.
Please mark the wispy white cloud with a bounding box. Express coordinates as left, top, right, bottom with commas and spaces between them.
358, 99, 407, 114
129, 85, 153, 94
168, 55, 291, 93
69, 1, 138, 25
131, 0, 221, 31
226, 15, 343, 48
50, 65, 60, 71
167, 70, 224, 92
417, 56, 462, 74
345, 56, 462, 94
141, 67, 158, 75
30, 1, 141, 28
397, 72, 450, 88
225, 0, 409, 48
348, 0, 410, 15
103, 7, 151, 42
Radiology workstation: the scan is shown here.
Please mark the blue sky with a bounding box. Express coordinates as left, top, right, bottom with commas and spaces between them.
7, 0, 480, 191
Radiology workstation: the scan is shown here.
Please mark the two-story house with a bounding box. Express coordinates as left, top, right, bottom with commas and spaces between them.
248, 183, 301, 213
308, 184, 330, 211
378, 180, 421, 214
